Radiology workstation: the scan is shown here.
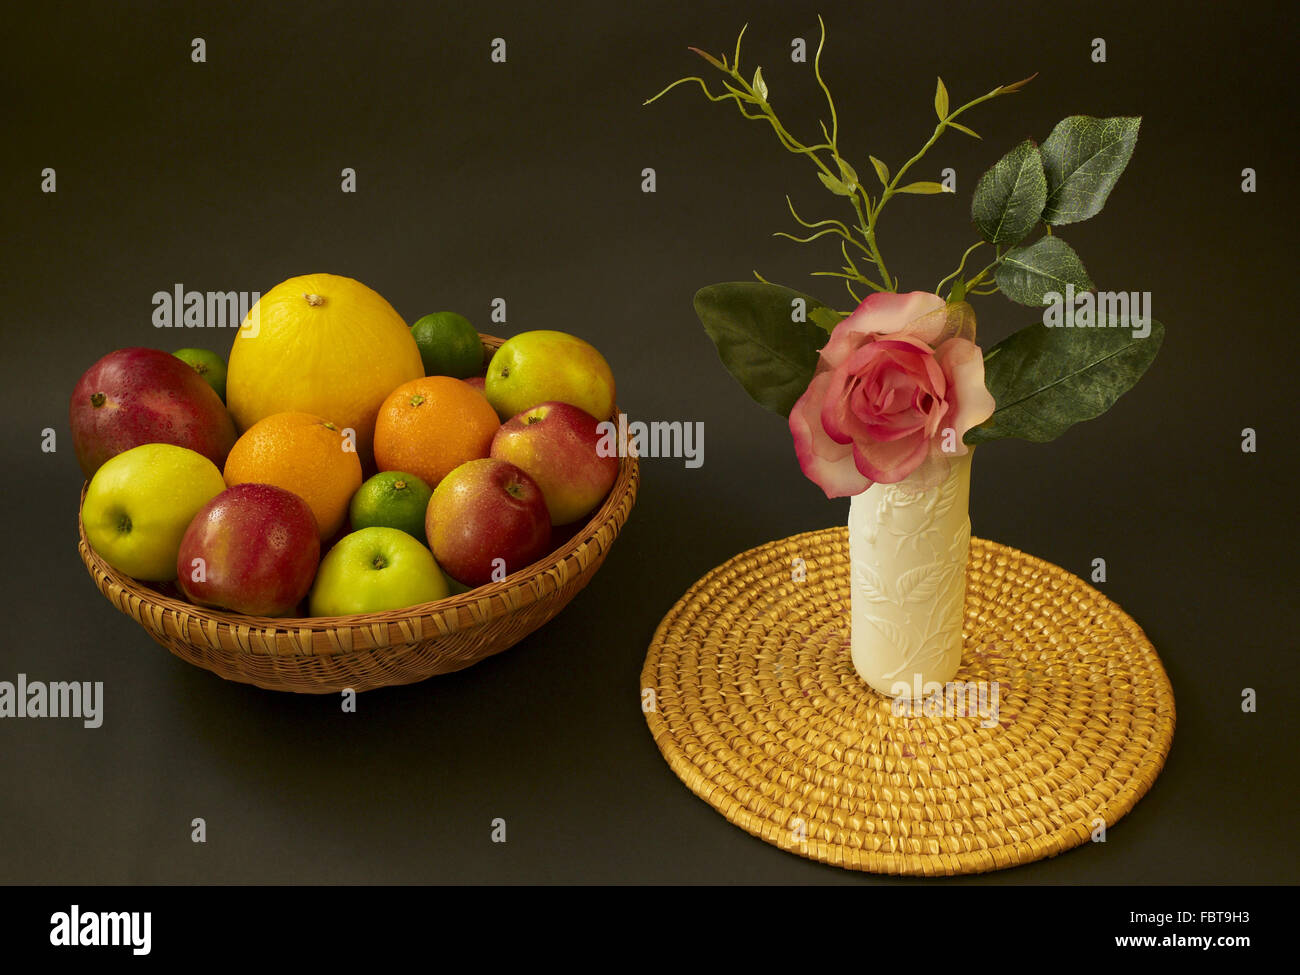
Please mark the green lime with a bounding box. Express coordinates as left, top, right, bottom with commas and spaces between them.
410, 312, 483, 379
349, 471, 434, 541
173, 348, 228, 401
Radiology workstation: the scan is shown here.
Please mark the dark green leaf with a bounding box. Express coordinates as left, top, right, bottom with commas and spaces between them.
693, 282, 836, 416
971, 140, 1047, 245
995, 236, 1094, 306
965, 314, 1164, 444
1040, 116, 1141, 225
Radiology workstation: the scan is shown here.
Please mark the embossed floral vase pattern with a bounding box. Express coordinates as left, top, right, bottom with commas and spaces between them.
848, 449, 973, 694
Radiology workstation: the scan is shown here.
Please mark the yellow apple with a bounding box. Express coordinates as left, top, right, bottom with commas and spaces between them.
81, 444, 227, 581
484, 330, 615, 421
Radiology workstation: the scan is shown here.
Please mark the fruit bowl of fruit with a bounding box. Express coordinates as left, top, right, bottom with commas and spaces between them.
73, 275, 638, 693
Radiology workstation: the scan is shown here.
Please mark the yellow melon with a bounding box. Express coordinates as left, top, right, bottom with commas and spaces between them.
226, 273, 423, 463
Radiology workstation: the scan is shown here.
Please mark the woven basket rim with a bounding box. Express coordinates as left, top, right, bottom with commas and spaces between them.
77, 332, 639, 651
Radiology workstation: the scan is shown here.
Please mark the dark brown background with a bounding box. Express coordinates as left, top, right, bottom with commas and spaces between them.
1, 0, 1296, 883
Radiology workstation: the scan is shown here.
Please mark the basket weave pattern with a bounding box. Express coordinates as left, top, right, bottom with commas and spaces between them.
642, 528, 1175, 876
76, 334, 638, 693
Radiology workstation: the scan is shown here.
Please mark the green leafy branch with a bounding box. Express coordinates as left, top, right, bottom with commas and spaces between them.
645, 17, 1034, 305
938, 116, 1141, 306
651, 20, 1161, 451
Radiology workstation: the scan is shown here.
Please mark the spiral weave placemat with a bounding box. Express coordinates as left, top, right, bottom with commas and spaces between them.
642, 529, 1175, 876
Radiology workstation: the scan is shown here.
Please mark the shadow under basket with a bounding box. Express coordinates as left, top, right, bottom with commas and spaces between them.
76, 333, 639, 694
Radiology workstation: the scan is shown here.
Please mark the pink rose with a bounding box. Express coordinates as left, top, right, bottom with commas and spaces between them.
789, 291, 995, 497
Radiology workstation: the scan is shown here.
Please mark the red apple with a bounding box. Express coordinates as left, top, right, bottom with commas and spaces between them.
426, 458, 551, 587
70, 347, 238, 478
490, 401, 619, 525
176, 483, 320, 616
463, 376, 486, 393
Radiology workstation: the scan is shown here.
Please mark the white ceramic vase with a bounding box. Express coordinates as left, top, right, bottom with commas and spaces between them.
847, 450, 973, 697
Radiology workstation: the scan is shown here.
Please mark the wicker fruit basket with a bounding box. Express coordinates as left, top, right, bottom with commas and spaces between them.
75, 334, 639, 693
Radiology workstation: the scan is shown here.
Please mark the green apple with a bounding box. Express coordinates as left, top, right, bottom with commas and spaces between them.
81, 443, 227, 581
484, 330, 615, 421
309, 527, 449, 616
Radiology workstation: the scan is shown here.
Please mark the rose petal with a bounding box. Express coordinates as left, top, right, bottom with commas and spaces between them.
819, 366, 862, 446
846, 371, 923, 442
822, 291, 945, 365
870, 370, 913, 415
860, 391, 927, 442
921, 349, 947, 398
906, 300, 977, 347
853, 429, 932, 484
839, 335, 918, 381
934, 337, 996, 446
823, 341, 921, 445
869, 334, 936, 359
789, 372, 873, 498
853, 338, 942, 442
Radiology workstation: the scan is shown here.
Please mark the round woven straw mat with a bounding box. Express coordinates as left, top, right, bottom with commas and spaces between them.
642, 529, 1175, 876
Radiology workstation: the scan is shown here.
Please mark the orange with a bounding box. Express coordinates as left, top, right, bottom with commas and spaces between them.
225, 273, 424, 464
374, 377, 500, 488
223, 412, 363, 540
